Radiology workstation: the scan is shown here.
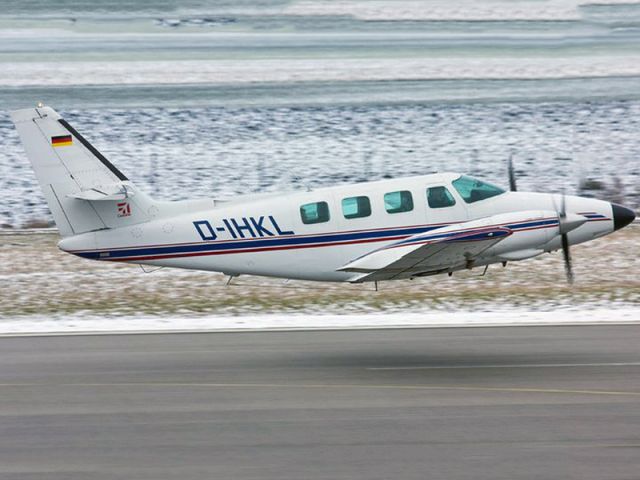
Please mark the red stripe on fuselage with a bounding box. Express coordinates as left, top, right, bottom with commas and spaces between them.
100, 221, 561, 262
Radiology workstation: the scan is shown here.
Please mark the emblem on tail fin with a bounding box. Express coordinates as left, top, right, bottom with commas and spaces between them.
117, 202, 131, 217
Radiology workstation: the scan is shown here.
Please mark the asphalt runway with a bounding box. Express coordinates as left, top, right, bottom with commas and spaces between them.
1, 326, 640, 480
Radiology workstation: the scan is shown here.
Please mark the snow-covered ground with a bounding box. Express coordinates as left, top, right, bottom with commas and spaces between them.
1, 309, 640, 336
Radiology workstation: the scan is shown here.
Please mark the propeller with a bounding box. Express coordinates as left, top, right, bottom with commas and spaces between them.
558, 192, 574, 284
508, 154, 517, 192
507, 156, 581, 284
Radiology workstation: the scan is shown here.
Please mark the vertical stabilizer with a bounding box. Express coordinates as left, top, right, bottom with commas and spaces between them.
10, 106, 155, 236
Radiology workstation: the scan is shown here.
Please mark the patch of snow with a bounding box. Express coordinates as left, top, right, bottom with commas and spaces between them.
1, 308, 639, 336
4, 56, 640, 87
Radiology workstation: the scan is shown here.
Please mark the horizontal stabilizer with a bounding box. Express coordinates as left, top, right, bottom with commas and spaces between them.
67, 183, 135, 201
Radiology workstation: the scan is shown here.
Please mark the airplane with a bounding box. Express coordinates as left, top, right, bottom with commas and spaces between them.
10, 105, 636, 285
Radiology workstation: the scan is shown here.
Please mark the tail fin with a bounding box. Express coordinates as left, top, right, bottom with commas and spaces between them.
11, 106, 155, 237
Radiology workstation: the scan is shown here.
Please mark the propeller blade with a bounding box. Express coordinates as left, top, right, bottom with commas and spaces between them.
556, 190, 574, 284
508, 154, 517, 192
561, 233, 574, 284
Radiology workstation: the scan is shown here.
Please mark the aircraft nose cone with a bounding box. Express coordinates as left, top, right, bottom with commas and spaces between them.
612, 203, 636, 231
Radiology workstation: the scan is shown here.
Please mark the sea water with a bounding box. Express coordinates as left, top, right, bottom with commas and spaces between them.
1, 0, 639, 227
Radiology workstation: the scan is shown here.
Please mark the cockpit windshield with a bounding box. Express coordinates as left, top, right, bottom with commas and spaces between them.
451, 175, 505, 204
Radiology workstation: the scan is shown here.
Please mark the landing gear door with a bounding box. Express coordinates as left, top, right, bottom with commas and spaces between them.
424, 182, 469, 227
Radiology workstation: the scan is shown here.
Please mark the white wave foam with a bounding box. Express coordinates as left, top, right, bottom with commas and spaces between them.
3, 55, 640, 87
284, 0, 640, 21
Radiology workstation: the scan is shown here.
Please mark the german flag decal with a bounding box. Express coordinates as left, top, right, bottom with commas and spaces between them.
51, 134, 73, 147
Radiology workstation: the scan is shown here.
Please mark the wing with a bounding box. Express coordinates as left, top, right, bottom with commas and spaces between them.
338, 224, 512, 282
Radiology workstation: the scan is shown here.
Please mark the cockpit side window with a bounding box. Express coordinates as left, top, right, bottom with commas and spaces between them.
426, 186, 456, 209
452, 175, 505, 204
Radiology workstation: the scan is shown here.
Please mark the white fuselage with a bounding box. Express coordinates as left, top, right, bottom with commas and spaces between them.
58, 172, 616, 282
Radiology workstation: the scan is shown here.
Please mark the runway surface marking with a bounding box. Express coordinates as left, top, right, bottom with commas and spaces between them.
1, 382, 639, 397
367, 361, 640, 370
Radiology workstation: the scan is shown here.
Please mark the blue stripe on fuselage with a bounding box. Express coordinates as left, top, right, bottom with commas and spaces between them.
74, 218, 561, 261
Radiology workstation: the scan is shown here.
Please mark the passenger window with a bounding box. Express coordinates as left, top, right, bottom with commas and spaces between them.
300, 201, 330, 224
384, 191, 413, 214
452, 175, 505, 203
427, 186, 456, 208
342, 196, 371, 219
